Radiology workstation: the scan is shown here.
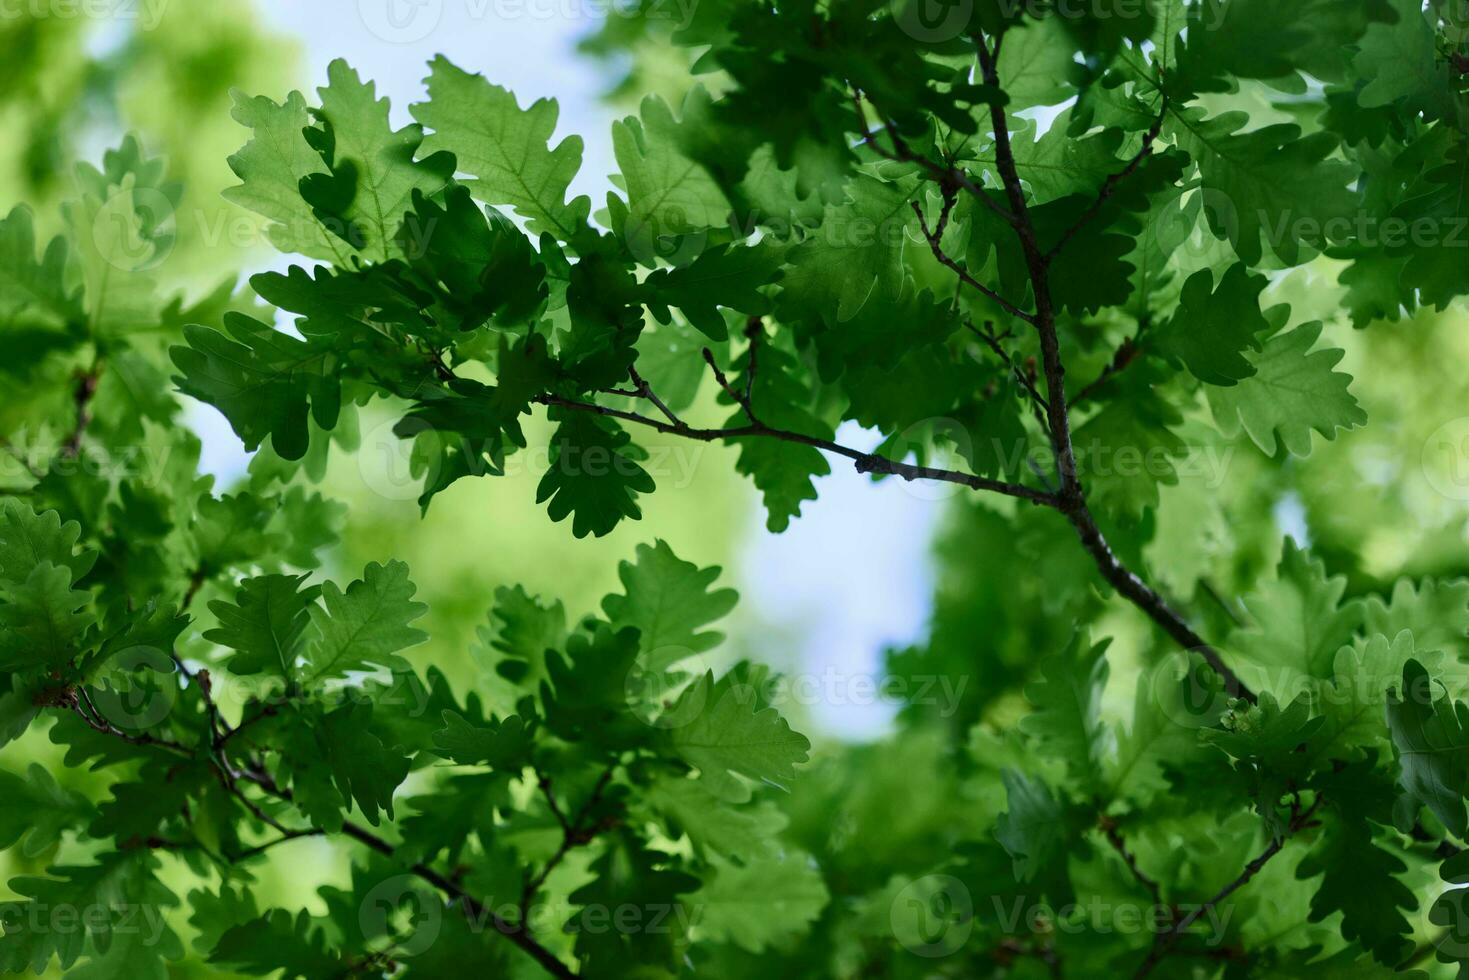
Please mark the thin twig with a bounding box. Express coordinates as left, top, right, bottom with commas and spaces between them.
913, 200, 1036, 324
1402, 929, 1452, 970
1198, 579, 1245, 629
1073, 333, 1144, 405
744, 317, 762, 410
538, 775, 573, 834
337, 819, 576, 979
63, 682, 576, 977
216, 764, 294, 835
968, 320, 1050, 417
60, 361, 102, 459
534, 393, 1055, 506
237, 764, 577, 979
173, 655, 223, 742
214, 703, 278, 752
181, 566, 208, 611
64, 697, 193, 757
234, 828, 324, 859
627, 365, 683, 427
1044, 93, 1169, 266
849, 83, 1018, 225
1133, 798, 1321, 978
1098, 813, 1162, 906
521, 766, 618, 926
701, 346, 754, 418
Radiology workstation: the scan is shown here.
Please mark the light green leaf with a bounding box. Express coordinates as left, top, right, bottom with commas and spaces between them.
0, 562, 95, 673
781, 173, 918, 322
204, 573, 320, 679
1207, 322, 1366, 455
304, 59, 455, 261
411, 56, 590, 242
612, 93, 731, 265
223, 89, 346, 262
1227, 541, 1363, 700
0, 499, 96, 588
601, 540, 738, 671
666, 672, 810, 802
303, 560, 428, 683
688, 854, 828, 953
644, 774, 786, 860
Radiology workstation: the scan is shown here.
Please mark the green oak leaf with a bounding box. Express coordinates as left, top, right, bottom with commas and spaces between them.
171, 312, 340, 461
411, 55, 591, 243
601, 539, 738, 672
1385, 659, 1469, 837
536, 411, 655, 539
1153, 263, 1272, 386
687, 854, 829, 953
204, 573, 321, 679
302, 560, 428, 683
1207, 321, 1366, 455
665, 671, 811, 802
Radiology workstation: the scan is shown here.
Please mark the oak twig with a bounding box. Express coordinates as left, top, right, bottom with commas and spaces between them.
534, 393, 1055, 506
1044, 93, 1169, 265
974, 31, 1255, 702
913, 200, 1036, 324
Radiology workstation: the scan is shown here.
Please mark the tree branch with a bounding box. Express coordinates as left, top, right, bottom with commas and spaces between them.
849, 83, 1020, 226
241, 765, 578, 979
58, 694, 194, 757
850, 86, 995, 202
743, 317, 762, 409
61, 702, 576, 979
533, 393, 1055, 506
701, 347, 756, 420
968, 320, 1050, 418
338, 818, 577, 980
1072, 332, 1144, 405
974, 32, 1255, 703
61, 360, 102, 459
1133, 797, 1321, 978
233, 828, 324, 859
214, 703, 278, 753
521, 766, 618, 927
627, 365, 683, 427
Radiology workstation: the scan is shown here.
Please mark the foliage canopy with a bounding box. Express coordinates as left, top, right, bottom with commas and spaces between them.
6, 0, 1469, 977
